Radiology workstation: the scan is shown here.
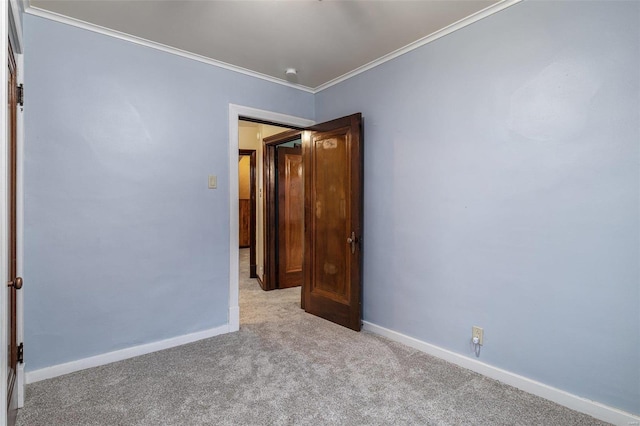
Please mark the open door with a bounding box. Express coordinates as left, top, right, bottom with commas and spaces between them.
277, 145, 304, 288
6, 39, 22, 426
303, 113, 363, 331
263, 130, 303, 291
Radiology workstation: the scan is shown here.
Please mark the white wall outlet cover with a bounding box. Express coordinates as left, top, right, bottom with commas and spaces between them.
208, 175, 217, 189
472, 326, 484, 345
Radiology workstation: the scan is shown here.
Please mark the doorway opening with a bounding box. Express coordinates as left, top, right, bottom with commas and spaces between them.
228, 105, 314, 332
229, 105, 364, 333
237, 119, 297, 290
238, 149, 256, 277
263, 130, 304, 291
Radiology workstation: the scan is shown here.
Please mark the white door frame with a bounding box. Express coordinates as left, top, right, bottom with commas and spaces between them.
15, 51, 25, 411
228, 104, 314, 331
3, 0, 25, 423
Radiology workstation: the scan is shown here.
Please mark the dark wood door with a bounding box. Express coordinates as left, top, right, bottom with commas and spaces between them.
277, 146, 303, 288
303, 114, 363, 331
239, 199, 251, 248
6, 39, 21, 426
264, 130, 303, 291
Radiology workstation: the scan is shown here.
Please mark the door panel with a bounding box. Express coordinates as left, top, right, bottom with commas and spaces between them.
303, 114, 363, 331
277, 146, 303, 288
239, 199, 251, 248
7, 39, 19, 426
310, 137, 349, 301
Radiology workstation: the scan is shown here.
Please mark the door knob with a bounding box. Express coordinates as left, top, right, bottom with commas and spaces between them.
347, 232, 358, 254
7, 277, 23, 290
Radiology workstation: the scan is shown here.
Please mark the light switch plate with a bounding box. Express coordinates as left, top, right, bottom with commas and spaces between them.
208, 175, 217, 189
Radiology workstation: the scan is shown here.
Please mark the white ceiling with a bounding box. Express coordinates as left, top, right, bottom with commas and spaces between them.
28, 0, 506, 91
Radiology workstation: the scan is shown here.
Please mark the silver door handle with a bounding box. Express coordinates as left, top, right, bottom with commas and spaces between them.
7, 277, 23, 290
347, 232, 357, 254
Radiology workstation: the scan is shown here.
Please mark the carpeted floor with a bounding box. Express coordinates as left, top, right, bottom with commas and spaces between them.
17, 249, 608, 425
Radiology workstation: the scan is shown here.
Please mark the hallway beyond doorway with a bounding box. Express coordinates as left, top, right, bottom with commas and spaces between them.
239, 247, 301, 327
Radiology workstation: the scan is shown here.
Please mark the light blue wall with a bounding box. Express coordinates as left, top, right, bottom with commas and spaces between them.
316, 0, 639, 415
23, 15, 314, 371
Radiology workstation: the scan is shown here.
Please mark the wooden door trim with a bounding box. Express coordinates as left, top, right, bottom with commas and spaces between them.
263, 130, 303, 291
264, 129, 303, 145
239, 149, 257, 278
240, 116, 305, 131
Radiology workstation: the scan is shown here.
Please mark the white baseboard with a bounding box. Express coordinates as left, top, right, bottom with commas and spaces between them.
363, 321, 639, 426
25, 324, 231, 384
229, 306, 240, 332
17, 363, 24, 408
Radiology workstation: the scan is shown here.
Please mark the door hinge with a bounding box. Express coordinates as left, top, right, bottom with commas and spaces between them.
17, 342, 24, 364
17, 84, 24, 106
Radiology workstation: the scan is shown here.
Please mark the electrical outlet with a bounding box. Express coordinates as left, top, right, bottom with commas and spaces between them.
472, 326, 484, 345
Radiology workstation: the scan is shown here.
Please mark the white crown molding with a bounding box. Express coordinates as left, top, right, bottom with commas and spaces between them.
24, 1, 523, 94
25, 324, 230, 384
314, 0, 523, 93
24, 5, 316, 94
363, 321, 640, 426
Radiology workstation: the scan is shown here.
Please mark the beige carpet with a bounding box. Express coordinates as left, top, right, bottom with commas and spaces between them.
16, 249, 608, 425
